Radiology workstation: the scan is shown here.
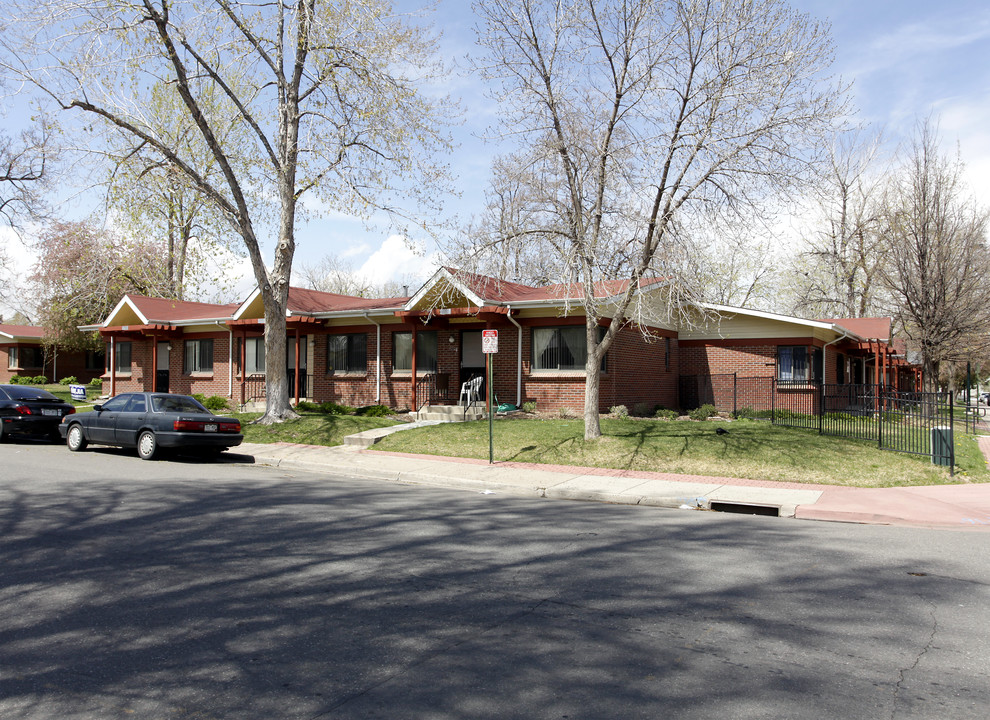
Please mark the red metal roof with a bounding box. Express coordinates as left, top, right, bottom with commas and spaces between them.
820, 317, 892, 341
287, 287, 408, 314
447, 268, 668, 303
127, 296, 240, 323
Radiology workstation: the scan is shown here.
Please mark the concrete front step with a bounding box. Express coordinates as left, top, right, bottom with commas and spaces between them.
415, 404, 486, 423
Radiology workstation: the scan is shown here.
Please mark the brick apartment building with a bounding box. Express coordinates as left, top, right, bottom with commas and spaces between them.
81, 268, 916, 413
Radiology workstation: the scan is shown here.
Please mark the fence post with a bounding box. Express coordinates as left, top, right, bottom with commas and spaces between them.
818, 381, 824, 435
733, 372, 737, 417
949, 392, 955, 476
771, 378, 776, 425
877, 382, 883, 450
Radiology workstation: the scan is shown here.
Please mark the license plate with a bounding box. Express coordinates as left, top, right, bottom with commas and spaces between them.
204, 424, 217, 432
41, 409, 60, 417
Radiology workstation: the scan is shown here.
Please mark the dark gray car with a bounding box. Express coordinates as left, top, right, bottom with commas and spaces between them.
59, 392, 243, 460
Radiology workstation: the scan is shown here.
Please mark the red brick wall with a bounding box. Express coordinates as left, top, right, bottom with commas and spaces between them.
678, 339, 844, 413
1, 343, 102, 384
516, 323, 678, 414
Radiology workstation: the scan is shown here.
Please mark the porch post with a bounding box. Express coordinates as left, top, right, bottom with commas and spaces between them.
109, 335, 116, 397
240, 329, 246, 407
410, 324, 417, 411
151, 333, 158, 392
294, 326, 301, 405
873, 342, 880, 414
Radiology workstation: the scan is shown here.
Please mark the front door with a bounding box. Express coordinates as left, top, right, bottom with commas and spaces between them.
287, 336, 308, 399
460, 330, 485, 397
156, 342, 170, 393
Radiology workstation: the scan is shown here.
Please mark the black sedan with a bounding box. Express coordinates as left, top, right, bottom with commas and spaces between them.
0, 384, 76, 442
59, 392, 243, 460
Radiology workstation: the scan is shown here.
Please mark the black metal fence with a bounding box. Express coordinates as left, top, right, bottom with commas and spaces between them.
679, 374, 956, 468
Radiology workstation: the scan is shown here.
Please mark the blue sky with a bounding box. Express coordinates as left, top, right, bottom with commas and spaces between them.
311, 0, 990, 290
3, 0, 990, 310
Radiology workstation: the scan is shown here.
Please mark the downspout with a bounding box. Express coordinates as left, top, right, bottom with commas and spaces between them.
507, 305, 522, 407
822, 330, 852, 384
363, 313, 382, 404
822, 329, 852, 418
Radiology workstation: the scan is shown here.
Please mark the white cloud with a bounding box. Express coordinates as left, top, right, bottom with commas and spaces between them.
355, 234, 441, 289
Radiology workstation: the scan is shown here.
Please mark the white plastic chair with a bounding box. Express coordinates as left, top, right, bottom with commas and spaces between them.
459, 376, 484, 407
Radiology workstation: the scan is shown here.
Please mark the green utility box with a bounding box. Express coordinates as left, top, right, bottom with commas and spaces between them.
930, 426, 952, 467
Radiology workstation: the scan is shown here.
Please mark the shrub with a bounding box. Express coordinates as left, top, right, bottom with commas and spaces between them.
203, 395, 230, 412
32, 375, 48, 385
319, 401, 355, 415
355, 404, 392, 417
688, 404, 718, 421
8, 375, 22, 384
59, 376, 78, 385
609, 404, 629, 418
89, 377, 104, 387
655, 408, 678, 420
557, 407, 574, 419
632, 402, 651, 417
295, 400, 320, 412
521, 400, 537, 413
191, 393, 206, 403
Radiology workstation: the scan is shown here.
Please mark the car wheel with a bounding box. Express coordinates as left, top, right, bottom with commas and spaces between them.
66, 424, 88, 452
137, 430, 158, 461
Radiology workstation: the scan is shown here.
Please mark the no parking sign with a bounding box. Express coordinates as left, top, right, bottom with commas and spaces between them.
482, 329, 498, 354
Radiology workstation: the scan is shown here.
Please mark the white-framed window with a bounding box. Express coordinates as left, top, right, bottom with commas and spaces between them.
393, 331, 437, 372
184, 339, 214, 374
105, 341, 132, 373
778, 346, 822, 383
327, 333, 367, 373
7, 346, 17, 369
532, 326, 606, 371
245, 337, 265, 375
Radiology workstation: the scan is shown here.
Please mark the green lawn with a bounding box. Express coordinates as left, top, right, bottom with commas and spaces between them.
235, 412, 398, 446
373, 416, 989, 488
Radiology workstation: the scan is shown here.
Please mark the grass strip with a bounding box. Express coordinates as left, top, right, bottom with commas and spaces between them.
236, 412, 397, 447
374, 417, 987, 488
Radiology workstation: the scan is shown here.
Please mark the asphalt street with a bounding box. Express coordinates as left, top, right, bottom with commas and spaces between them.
1, 442, 989, 719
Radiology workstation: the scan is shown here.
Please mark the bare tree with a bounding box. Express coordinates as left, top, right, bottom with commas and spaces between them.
4, 0, 453, 422
103, 82, 244, 301
880, 117, 990, 393
788, 128, 890, 318
295, 253, 411, 298
0, 123, 53, 227
465, 0, 845, 439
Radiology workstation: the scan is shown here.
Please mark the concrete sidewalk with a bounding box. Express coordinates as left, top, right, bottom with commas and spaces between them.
236, 442, 990, 532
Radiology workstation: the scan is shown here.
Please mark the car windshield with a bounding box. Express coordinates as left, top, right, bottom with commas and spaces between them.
152, 396, 209, 414
3, 386, 60, 401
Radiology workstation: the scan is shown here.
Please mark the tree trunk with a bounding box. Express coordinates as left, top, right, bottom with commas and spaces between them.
584, 317, 602, 440
258, 301, 295, 422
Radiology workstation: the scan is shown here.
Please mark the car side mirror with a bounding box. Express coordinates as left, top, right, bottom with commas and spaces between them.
93, 404, 103, 412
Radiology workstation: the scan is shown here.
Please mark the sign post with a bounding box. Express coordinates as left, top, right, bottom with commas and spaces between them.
482, 329, 498, 464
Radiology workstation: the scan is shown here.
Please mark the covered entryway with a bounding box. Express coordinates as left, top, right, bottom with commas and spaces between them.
155, 341, 170, 393
287, 336, 308, 400
460, 330, 485, 396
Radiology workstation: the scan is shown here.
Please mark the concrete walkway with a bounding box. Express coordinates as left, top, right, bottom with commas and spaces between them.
235, 440, 990, 532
